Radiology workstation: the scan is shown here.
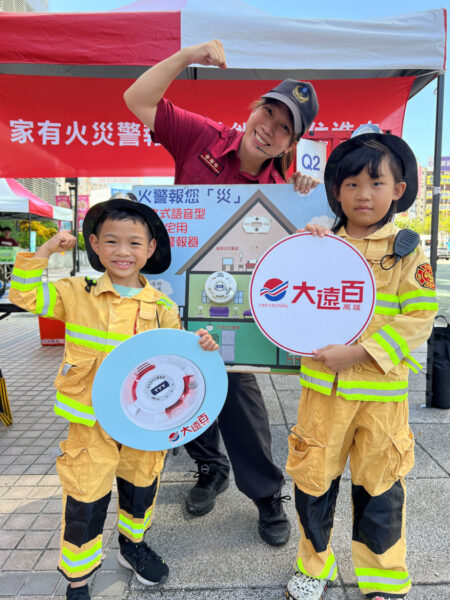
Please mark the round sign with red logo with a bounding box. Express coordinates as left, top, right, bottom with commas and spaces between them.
249, 233, 376, 356
92, 329, 228, 451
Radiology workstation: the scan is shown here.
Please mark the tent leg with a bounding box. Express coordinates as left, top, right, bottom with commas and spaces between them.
68, 178, 79, 276
425, 73, 445, 408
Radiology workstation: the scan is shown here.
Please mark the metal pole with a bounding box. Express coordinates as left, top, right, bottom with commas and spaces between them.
425, 73, 445, 407
69, 178, 79, 276
74, 178, 79, 273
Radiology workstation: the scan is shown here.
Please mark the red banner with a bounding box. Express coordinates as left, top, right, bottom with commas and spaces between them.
0, 74, 414, 178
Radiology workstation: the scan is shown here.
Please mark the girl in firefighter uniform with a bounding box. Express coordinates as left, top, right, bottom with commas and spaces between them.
9, 194, 218, 600
285, 127, 438, 600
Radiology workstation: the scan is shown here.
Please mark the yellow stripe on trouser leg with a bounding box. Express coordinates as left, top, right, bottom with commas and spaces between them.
296, 553, 337, 581
56, 423, 118, 581
56, 422, 166, 581
118, 506, 153, 541
350, 401, 412, 597
286, 388, 359, 580
286, 388, 413, 590
115, 444, 166, 543
59, 534, 103, 580
352, 479, 411, 596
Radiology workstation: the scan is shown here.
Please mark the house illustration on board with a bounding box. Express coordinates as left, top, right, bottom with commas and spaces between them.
176, 189, 301, 369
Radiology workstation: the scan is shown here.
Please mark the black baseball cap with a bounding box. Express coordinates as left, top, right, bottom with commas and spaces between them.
83, 193, 171, 274
262, 79, 319, 137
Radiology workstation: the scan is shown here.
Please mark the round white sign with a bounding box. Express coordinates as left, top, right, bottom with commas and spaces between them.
249, 233, 376, 356
92, 329, 228, 451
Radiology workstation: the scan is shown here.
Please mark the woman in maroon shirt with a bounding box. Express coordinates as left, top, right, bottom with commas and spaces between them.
124, 39, 319, 548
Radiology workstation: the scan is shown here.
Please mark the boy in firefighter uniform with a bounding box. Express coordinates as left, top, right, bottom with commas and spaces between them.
9, 194, 218, 600
285, 127, 438, 600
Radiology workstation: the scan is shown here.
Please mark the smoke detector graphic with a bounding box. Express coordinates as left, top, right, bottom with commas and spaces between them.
204, 271, 237, 303
120, 355, 205, 431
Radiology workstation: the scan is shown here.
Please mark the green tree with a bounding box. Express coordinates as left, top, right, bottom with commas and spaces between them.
17, 220, 58, 248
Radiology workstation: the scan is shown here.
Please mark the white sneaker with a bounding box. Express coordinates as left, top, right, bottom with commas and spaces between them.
286, 572, 328, 600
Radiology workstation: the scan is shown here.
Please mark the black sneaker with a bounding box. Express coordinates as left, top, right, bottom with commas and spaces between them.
66, 584, 90, 600
118, 535, 168, 586
185, 463, 229, 516
254, 491, 291, 546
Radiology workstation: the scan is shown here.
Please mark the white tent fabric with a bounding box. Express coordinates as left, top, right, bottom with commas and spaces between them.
180, 2, 446, 72
0, 179, 73, 221
0, 3, 446, 99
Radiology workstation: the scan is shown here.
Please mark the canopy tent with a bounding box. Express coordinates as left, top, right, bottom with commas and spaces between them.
0, 179, 73, 221
0, 1, 446, 98
0, 2, 446, 179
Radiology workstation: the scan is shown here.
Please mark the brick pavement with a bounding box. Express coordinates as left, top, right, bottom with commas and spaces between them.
0, 307, 449, 599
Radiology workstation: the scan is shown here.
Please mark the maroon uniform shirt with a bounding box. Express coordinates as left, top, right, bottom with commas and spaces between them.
152, 99, 285, 185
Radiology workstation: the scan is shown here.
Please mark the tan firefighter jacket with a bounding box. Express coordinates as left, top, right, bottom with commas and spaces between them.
10, 253, 181, 425
300, 223, 438, 402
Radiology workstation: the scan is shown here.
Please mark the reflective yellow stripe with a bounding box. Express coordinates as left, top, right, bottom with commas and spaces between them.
402, 301, 439, 313
156, 296, 174, 309
297, 553, 337, 581
66, 323, 128, 341
372, 324, 409, 366
54, 392, 96, 426
403, 354, 422, 373
355, 567, 410, 592
35, 282, 57, 317
337, 379, 408, 402
10, 266, 45, 291
375, 293, 401, 315
65, 322, 129, 353
61, 540, 102, 573
118, 508, 153, 540
300, 365, 335, 396
400, 289, 438, 313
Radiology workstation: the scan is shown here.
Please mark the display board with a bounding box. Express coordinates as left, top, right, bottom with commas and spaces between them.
132, 183, 333, 371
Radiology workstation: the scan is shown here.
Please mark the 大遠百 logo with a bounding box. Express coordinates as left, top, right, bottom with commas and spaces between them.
260, 278, 289, 301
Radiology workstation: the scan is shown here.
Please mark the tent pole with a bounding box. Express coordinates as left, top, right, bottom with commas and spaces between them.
425, 73, 445, 408
67, 178, 79, 276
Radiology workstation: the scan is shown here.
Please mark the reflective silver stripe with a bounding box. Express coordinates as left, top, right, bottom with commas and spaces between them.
65, 328, 123, 348
337, 386, 407, 397
401, 296, 437, 309
11, 274, 42, 285
62, 548, 102, 568
323, 559, 337, 580
55, 399, 96, 423
377, 328, 406, 363
375, 298, 400, 311
118, 519, 147, 536
39, 283, 51, 316
357, 575, 410, 585
300, 372, 334, 391
403, 356, 421, 373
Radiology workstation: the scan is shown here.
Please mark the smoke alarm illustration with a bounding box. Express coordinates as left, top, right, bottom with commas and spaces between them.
120, 354, 205, 431
204, 271, 237, 303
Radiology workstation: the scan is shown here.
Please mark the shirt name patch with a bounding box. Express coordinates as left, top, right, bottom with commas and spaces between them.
199, 150, 224, 176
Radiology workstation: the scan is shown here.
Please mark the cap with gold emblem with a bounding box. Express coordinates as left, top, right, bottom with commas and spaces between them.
261, 79, 319, 137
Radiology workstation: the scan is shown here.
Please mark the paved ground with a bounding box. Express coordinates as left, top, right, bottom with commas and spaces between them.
1, 267, 449, 599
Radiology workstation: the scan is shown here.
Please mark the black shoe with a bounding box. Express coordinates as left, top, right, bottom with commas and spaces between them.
185, 463, 229, 516
66, 584, 90, 600
118, 534, 168, 586
254, 491, 291, 546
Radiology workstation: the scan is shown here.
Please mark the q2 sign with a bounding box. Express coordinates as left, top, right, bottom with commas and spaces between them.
296, 139, 326, 184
